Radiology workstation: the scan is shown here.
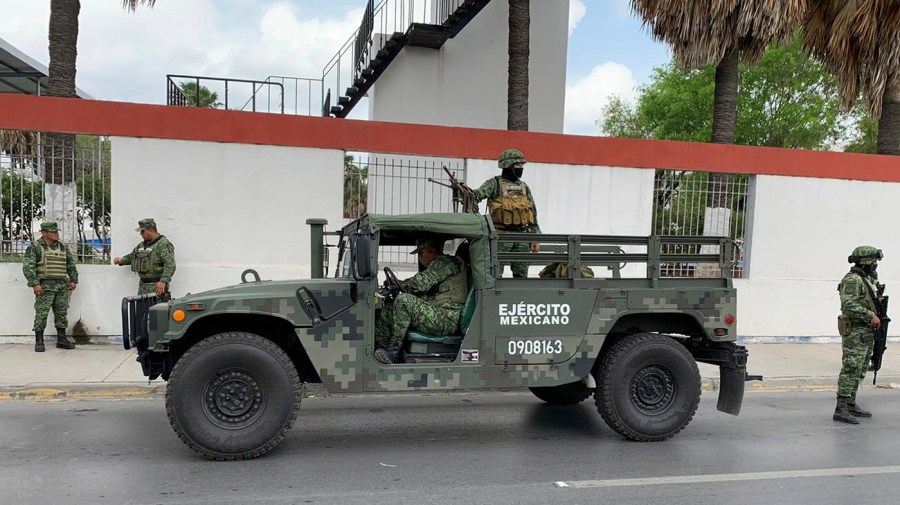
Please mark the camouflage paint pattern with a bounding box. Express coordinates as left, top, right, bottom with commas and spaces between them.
31, 280, 70, 332
498, 241, 530, 278
837, 266, 879, 398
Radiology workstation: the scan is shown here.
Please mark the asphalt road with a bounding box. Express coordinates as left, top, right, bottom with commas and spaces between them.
2, 389, 900, 505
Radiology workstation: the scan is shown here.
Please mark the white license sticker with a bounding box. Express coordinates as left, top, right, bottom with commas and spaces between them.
507, 339, 564, 355
461, 349, 479, 362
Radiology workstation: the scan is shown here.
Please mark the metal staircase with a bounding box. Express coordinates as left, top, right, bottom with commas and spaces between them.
322, 0, 493, 118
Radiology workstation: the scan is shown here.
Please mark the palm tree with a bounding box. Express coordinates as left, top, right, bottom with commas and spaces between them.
803, 2, 900, 155
630, 1, 804, 277
44, 0, 157, 242
630, 1, 805, 145
507, 0, 529, 131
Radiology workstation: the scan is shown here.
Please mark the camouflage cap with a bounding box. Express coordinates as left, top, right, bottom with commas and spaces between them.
850, 245, 883, 265
135, 218, 157, 233
40, 221, 58, 232
498, 149, 526, 169
409, 237, 442, 255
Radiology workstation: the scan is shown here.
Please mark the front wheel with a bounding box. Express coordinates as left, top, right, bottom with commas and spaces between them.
595, 333, 700, 441
166, 332, 301, 460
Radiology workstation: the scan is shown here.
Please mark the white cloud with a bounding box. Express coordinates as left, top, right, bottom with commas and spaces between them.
564, 61, 637, 135
569, 0, 586, 36
0, 0, 362, 111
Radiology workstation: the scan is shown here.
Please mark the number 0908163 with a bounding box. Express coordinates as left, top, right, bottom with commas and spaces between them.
507, 339, 564, 355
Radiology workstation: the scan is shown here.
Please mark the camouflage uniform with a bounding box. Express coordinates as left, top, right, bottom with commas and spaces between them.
472, 149, 541, 278
375, 254, 467, 349
23, 237, 78, 332
834, 245, 883, 424
119, 219, 176, 295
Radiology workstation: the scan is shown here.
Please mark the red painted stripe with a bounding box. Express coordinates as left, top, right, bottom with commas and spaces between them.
1, 94, 898, 182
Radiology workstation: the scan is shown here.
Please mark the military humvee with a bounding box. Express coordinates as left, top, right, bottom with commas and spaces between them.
122, 213, 750, 460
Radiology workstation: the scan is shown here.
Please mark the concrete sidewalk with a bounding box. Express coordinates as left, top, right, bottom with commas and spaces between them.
2, 340, 900, 400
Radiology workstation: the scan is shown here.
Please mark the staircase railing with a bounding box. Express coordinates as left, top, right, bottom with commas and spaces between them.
322, 0, 490, 118
165, 74, 285, 113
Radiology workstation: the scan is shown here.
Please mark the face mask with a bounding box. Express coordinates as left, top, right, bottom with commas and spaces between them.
419, 255, 436, 267
514, 168, 524, 178
501, 168, 517, 180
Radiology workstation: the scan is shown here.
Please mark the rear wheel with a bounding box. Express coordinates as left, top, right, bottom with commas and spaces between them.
528, 380, 593, 405
166, 332, 301, 460
595, 333, 700, 441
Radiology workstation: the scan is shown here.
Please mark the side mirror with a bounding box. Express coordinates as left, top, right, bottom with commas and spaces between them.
352, 231, 376, 280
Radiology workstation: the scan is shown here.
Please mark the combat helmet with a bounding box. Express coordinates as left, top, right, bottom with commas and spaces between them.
849, 245, 883, 265
498, 149, 526, 169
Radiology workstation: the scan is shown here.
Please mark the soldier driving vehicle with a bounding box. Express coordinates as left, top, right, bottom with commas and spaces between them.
122, 213, 752, 461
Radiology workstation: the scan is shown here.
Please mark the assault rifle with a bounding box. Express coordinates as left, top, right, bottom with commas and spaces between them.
871, 283, 890, 384
428, 166, 478, 214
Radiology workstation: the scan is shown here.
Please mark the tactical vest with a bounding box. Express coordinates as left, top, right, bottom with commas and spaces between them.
488, 177, 535, 230
131, 236, 168, 278
36, 242, 68, 280
424, 256, 468, 310
838, 271, 879, 318
539, 262, 595, 279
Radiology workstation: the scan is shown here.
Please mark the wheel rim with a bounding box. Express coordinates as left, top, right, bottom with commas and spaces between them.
202, 369, 267, 430
630, 365, 676, 415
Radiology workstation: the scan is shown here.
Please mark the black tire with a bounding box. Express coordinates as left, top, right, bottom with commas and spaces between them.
165, 332, 301, 460
595, 333, 700, 441
528, 380, 593, 405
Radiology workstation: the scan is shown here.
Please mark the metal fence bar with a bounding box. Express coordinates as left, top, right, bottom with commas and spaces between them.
651, 170, 750, 278
0, 130, 111, 264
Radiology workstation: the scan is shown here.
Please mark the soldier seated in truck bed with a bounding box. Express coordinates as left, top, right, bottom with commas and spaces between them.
374, 236, 469, 364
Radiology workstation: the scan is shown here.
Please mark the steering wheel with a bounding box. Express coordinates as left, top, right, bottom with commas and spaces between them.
380, 267, 404, 302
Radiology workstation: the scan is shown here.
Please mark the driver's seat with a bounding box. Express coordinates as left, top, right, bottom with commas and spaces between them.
403, 280, 476, 363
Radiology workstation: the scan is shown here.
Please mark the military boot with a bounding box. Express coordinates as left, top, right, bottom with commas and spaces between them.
34, 331, 45, 353
848, 396, 872, 418
55, 328, 75, 350
833, 398, 860, 424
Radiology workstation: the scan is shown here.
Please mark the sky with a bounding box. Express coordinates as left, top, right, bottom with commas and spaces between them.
0, 0, 670, 136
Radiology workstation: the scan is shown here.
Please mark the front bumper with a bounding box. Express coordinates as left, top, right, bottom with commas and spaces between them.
121, 294, 169, 379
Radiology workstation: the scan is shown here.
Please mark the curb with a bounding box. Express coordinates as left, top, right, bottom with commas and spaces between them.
5, 378, 900, 402
0, 383, 165, 401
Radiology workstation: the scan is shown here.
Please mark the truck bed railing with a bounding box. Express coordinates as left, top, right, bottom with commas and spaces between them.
495, 233, 736, 281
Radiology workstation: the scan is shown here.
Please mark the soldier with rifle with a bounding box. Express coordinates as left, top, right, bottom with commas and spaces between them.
834, 246, 888, 424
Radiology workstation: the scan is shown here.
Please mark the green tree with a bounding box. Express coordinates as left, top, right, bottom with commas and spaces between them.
844, 114, 878, 155
179, 82, 223, 108
0, 172, 43, 252
600, 35, 847, 150
74, 136, 112, 262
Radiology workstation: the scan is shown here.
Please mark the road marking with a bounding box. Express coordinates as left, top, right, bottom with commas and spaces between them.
557, 466, 900, 489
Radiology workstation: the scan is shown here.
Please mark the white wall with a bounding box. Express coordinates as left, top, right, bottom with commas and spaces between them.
5, 139, 900, 339
465, 159, 654, 236
0, 138, 344, 336
369, 0, 569, 133
111, 138, 344, 269
737, 175, 900, 336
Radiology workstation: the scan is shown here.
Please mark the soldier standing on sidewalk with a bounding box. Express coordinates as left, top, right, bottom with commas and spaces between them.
22, 221, 78, 352
114, 218, 176, 296
834, 245, 884, 424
